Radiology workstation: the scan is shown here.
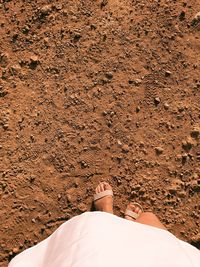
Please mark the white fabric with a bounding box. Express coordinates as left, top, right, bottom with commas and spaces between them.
8, 212, 200, 267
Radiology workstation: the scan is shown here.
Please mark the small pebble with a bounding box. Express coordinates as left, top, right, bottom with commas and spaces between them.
191, 11, 200, 26
179, 11, 186, 21
66, 193, 72, 203
78, 203, 87, 212
136, 106, 140, 112
164, 103, 169, 110
191, 126, 200, 138
12, 247, 19, 254
105, 72, 113, 79
117, 140, 122, 146
182, 153, 188, 163
155, 146, 164, 155
134, 78, 142, 86
40, 5, 52, 15
122, 144, 129, 153
182, 138, 193, 151
154, 97, 160, 106
165, 70, 172, 77
30, 55, 39, 63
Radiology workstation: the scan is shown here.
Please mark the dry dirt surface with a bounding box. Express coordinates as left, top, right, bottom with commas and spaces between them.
0, 0, 200, 266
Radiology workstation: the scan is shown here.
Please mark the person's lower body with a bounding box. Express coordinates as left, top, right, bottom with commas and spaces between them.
94, 182, 166, 230
9, 182, 200, 267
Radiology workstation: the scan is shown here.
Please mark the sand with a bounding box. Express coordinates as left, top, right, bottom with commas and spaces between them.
0, 0, 200, 266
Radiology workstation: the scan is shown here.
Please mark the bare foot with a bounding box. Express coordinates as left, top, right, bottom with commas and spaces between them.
94, 182, 113, 214
125, 202, 142, 221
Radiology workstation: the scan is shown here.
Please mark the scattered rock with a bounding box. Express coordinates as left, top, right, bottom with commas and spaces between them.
10, 64, 21, 75
105, 72, 113, 79
110, 111, 115, 117
80, 161, 88, 168
182, 153, 189, 164
134, 78, 142, 86
12, 247, 19, 254
155, 146, 164, 155
19, 243, 23, 249
0, 52, 9, 67
179, 11, 186, 21
168, 179, 184, 195
139, 141, 145, 147
136, 122, 139, 128
190, 180, 200, 192
182, 137, 194, 151
193, 172, 199, 180
44, 37, 49, 44
168, 186, 177, 194
78, 203, 87, 212
130, 183, 141, 190
29, 55, 39, 69
0, 86, 8, 98
40, 5, 52, 15
178, 106, 185, 112
107, 120, 112, 127
30, 55, 39, 63
165, 70, 172, 77
117, 140, 122, 146
22, 25, 30, 34
122, 144, 129, 153
177, 190, 187, 198
191, 12, 200, 26
73, 32, 82, 42
154, 97, 160, 106
29, 176, 35, 183
191, 212, 199, 220
136, 105, 140, 112
128, 78, 142, 86
54, 3, 63, 10
3, 123, 9, 130
66, 193, 72, 203
100, 0, 108, 8
190, 233, 200, 246
164, 103, 169, 110
2, 182, 7, 189
190, 126, 200, 139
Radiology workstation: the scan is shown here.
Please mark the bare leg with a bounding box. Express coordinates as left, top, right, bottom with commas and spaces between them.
136, 212, 166, 230
125, 203, 166, 230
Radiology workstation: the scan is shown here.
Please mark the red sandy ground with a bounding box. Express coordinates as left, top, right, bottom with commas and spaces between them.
0, 0, 200, 266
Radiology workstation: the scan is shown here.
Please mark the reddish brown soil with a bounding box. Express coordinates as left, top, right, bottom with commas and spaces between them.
0, 0, 200, 266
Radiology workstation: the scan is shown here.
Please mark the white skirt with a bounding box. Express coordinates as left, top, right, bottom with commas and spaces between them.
9, 212, 200, 267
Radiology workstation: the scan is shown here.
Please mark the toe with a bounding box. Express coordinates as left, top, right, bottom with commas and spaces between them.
96, 184, 101, 194
125, 202, 143, 221
99, 183, 105, 192
126, 203, 133, 211
134, 207, 139, 213
130, 203, 135, 210
138, 209, 142, 215
104, 182, 112, 190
